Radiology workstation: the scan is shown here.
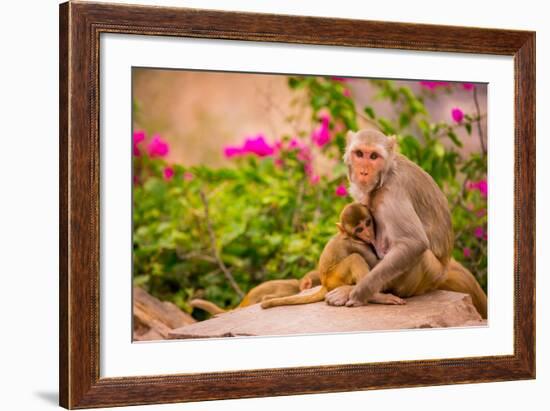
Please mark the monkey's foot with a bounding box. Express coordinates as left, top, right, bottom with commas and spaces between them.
368, 292, 406, 305
326, 285, 355, 306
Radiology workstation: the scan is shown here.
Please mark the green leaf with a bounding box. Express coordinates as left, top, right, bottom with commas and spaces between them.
377, 117, 396, 135
465, 123, 472, 135
434, 141, 445, 158
447, 130, 463, 147
364, 106, 376, 119
399, 112, 411, 129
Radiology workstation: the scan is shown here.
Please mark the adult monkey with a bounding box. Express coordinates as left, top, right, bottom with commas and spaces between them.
325, 129, 487, 318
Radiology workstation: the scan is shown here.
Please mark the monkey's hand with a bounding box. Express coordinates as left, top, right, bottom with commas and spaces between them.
344, 285, 373, 307
325, 285, 356, 306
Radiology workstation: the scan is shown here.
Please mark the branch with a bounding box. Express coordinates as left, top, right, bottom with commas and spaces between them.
291, 179, 305, 230
433, 113, 487, 141
199, 189, 245, 299
473, 87, 487, 154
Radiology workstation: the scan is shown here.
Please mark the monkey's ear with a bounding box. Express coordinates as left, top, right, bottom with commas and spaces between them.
387, 135, 397, 152
335, 222, 345, 234
346, 130, 356, 146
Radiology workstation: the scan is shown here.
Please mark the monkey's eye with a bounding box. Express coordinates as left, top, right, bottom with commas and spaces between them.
354, 150, 364, 158
370, 152, 379, 160
365, 219, 371, 227
355, 227, 364, 233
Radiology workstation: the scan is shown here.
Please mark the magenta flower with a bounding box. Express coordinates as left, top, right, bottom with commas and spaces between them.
343, 88, 351, 97
288, 138, 303, 150
133, 130, 145, 143
297, 146, 312, 163
331, 77, 349, 82
451, 108, 464, 123
163, 166, 174, 181
147, 134, 170, 157
419, 81, 449, 90
477, 179, 488, 197
223, 147, 244, 158
474, 227, 485, 239
462, 83, 475, 91
466, 178, 488, 198
223, 134, 275, 158
243, 135, 275, 157
311, 114, 331, 147
463, 247, 472, 258
133, 130, 146, 156
183, 172, 194, 181
309, 174, 320, 185
335, 184, 348, 197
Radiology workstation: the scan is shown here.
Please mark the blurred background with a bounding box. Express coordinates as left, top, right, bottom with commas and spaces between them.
132, 69, 488, 323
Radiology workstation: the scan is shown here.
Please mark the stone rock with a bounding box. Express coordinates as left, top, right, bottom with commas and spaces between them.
169, 289, 486, 339
133, 287, 195, 341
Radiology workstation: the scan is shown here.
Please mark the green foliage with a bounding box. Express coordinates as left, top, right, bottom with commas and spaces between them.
133, 76, 488, 316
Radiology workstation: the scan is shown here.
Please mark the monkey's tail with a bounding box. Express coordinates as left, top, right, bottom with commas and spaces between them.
189, 298, 227, 315
260, 286, 328, 309
438, 259, 487, 319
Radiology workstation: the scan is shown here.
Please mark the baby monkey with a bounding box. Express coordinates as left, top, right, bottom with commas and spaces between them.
261, 203, 405, 309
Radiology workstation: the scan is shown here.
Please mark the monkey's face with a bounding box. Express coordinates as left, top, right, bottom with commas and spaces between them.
340, 203, 375, 244
349, 143, 388, 186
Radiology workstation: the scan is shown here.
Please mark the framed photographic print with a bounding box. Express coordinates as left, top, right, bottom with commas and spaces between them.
59, 1, 535, 409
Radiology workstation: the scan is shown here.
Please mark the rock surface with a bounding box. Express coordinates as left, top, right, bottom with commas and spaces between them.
133, 287, 195, 341
169, 289, 486, 339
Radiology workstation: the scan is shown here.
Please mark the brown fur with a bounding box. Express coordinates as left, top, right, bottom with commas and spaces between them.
327, 129, 487, 318
261, 203, 405, 309
190, 271, 320, 315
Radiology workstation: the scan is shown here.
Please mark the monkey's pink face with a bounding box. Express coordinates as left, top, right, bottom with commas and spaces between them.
349, 144, 387, 185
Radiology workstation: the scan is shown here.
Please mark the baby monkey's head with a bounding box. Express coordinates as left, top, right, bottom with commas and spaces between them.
336, 202, 375, 244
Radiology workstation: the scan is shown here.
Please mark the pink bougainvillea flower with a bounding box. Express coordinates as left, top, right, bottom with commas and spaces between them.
311, 114, 331, 147
297, 146, 312, 163
474, 227, 485, 239
288, 138, 303, 150
463, 247, 472, 258
183, 172, 194, 181
242, 134, 275, 157
466, 178, 488, 198
224, 134, 275, 158
163, 166, 174, 181
419, 80, 449, 90
462, 83, 475, 91
132, 130, 146, 156
476, 208, 487, 217
147, 134, 170, 157
163, 167, 174, 181
343, 88, 351, 97
223, 146, 244, 158
331, 76, 349, 82
451, 107, 464, 123
477, 179, 488, 197
274, 158, 284, 168
335, 184, 348, 197
309, 174, 320, 185
133, 130, 146, 143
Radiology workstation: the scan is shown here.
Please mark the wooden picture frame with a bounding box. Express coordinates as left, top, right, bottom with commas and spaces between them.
59, 1, 535, 408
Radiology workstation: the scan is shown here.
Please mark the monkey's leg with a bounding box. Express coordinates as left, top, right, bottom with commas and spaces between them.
437, 259, 487, 318
388, 250, 448, 298
326, 254, 369, 307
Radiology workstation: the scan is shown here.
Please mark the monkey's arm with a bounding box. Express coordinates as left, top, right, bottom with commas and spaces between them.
348, 241, 379, 268
350, 198, 428, 303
